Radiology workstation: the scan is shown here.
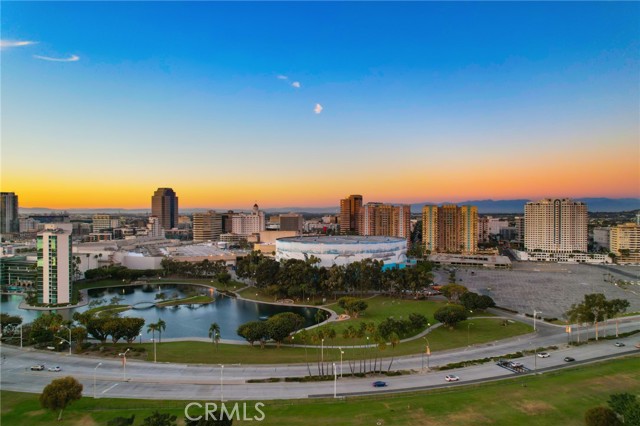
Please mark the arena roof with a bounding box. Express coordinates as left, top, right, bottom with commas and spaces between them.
277, 236, 406, 245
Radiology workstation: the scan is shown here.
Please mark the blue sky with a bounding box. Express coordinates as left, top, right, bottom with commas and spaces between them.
2, 1, 639, 208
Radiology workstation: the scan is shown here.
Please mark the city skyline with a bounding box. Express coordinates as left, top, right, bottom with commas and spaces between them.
2, 2, 639, 208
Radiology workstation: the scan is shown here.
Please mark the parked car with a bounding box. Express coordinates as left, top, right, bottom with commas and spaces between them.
445, 375, 460, 382
372, 381, 388, 388
537, 352, 550, 358
563, 357, 575, 362
48, 366, 62, 372
30, 365, 45, 371
510, 362, 523, 368
614, 342, 625, 347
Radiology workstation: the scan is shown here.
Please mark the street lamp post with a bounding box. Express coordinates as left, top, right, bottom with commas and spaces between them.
217, 363, 240, 402
333, 362, 337, 398
57, 326, 72, 355
93, 362, 102, 398
338, 347, 344, 378
321, 338, 324, 364
119, 348, 130, 381
467, 323, 474, 347
139, 333, 142, 344
17, 324, 23, 348
533, 310, 542, 332
152, 338, 157, 363
423, 337, 431, 370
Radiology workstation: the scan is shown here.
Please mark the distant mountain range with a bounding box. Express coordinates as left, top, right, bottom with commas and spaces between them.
19, 197, 639, 216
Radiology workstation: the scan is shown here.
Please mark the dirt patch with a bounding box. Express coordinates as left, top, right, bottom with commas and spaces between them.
26, 409, 46, 417
445, 407, 495, 424
515, 400, 556, 415
74, 414, 99, 426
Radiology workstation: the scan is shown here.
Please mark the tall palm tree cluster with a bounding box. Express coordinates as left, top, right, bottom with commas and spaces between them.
146, 318, 166, 343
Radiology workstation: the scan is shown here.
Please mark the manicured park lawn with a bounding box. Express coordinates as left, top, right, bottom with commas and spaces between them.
2, 356, 638, 426
89, 317, 531, 365
156, 295, 214, 307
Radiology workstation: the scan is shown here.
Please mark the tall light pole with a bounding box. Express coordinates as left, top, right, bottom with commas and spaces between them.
467, 323, 474, 347
423, 337, 431, 370
333, 362, 337, 398
93, 362, 102, 398
321, 338, 324, 364
139, 333, 142, 344
533, 309, 542, 332
57, 326, 72, 355
119, 348, 130, 381
152, 338, 157, 363
17, 324, 23, 348
217, 363, 240, 402
338, 347, 344, 378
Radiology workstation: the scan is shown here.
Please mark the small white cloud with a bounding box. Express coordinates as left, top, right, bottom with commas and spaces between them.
277, 75, 288, 80
0, 40, 37, 49
33, 54, 80, 62
291, 81, 301, 89
314, 103, 323, 114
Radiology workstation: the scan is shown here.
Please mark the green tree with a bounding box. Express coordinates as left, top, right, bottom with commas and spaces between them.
185, 411, 233, 426
434, 305, 468, 327
237, 321, 269, 347
141, 411, 178, 426
39, 376, 83, 421
266, 313, 304, 348
608, 393, 640, 425
147, 322, 159, 342
209, 322, 221, 351
440, 284, 468, 303
567, 294, 629, 340
584, 406, 622, 426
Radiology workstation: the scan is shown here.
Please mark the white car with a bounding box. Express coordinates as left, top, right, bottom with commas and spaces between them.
537, 352, 550, 358
48, 366, 62, 372
445, 375, 460, 382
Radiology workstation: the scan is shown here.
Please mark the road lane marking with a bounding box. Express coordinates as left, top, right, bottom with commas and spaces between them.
102, 383, 119, 394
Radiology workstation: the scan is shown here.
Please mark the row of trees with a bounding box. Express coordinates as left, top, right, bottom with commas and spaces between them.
160, 258, 229, 281
83, 265, 161, 281
72, 311, 145, 344
433, 283, 496, 327
566, 294, 629, 340
237, 313, 305, 348
236, 252, 435, 300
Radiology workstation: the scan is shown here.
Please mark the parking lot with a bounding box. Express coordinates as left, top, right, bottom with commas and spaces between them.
452, 262, 640, 318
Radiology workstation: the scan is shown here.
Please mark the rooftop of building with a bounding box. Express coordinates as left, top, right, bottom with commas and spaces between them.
277, 235, 406, 245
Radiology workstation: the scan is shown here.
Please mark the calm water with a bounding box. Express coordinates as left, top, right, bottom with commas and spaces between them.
0, 284, 321, 341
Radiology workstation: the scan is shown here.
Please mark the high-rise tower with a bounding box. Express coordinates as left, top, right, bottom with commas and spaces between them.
151, 188, 179, 230
339, 194, 363, 235
0, 192, 19, 234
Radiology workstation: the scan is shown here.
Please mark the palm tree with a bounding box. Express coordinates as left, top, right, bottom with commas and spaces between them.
147, 322, 158, 342
156, 318, 166, 343
208, 322, 221, 351
387, 332, 400, 371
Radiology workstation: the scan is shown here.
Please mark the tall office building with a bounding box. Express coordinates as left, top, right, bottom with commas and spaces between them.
193, 211, 223, 242
0, 192, 19, 234
232, 204, 265, 236
279, 213, 304, 233
339, 194, 363, 235
359, 203, 411, 240
36, 224, 73, 304
421, 205, 478, 253
610, 223, 640, 264
92, 214, 119, 232
514, 216, 525, 245
151, 188, 179, 230
147, 216, 164, 238
524, 198, 587, 253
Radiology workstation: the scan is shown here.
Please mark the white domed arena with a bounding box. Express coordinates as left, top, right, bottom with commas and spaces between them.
275, 236, 407, 268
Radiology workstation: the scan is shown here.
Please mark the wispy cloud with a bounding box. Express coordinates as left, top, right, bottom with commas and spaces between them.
33, 54, 80, 62
314, 103, 323, 114
277, 75, 288, 80
291, 81, 301, 89
0, 40, 37, 49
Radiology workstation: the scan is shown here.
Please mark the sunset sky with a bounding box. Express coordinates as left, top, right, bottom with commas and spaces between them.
2, 2, 639, 209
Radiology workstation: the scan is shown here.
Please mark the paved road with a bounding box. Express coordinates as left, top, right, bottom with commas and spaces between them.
2, 318, 638, 401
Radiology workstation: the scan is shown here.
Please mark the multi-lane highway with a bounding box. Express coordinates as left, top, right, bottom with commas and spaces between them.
1, 317, 638, 401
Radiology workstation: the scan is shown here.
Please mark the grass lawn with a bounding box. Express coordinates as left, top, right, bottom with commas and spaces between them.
81, 317, 532, 365
2, 356, 638, 426
156, 295, 214, 307
84, 304, 131, 316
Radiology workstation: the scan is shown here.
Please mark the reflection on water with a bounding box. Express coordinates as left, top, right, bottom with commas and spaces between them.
1, 285, 320, 340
